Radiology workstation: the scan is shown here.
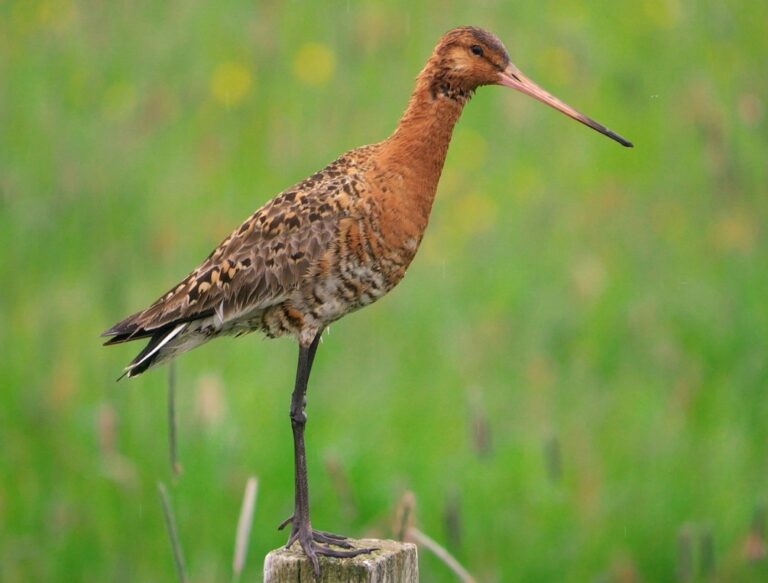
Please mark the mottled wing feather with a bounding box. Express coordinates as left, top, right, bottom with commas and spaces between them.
102, 156, 363, 340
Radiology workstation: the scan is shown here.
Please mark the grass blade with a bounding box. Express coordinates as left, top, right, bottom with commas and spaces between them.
167, 362, 182, 476
232, 476, 259, 582
409, 527, 476, 583
158, 481, 187, 583
393, 490, 416, 542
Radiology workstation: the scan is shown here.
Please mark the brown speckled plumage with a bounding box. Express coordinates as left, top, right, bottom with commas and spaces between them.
104, 28, 514, 377
104, 26, 631, 376
102, 26, 631, 575
104, 145, 389, 374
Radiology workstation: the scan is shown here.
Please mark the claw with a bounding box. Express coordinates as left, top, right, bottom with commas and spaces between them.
278, 517, 377, 577
296, 534, 374, 577
314, 545, 376, 558
315, 529, 348, 541
277, 515, 294, 531
284, 530, 299, 549
313, 532, 353, 547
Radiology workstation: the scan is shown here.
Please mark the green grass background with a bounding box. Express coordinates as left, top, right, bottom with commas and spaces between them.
2, 0, 767, 581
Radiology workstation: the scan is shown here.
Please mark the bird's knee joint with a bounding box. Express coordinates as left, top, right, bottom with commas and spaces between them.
290, 410, 307, 426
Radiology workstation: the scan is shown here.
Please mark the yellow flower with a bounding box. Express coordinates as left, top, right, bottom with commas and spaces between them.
293, 42, 336, 87
210, 62, 253, 106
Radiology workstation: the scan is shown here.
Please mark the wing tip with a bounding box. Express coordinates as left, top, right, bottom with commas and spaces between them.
102, 310, 145, 339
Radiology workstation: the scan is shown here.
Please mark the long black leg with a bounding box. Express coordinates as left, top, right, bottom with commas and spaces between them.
288, 332, 321, 547
278, 330, 374, 576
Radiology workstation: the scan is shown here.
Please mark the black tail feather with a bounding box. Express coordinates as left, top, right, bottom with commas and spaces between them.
121, 331, 169, 378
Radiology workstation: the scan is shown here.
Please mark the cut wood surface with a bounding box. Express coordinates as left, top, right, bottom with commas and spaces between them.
263, 538, 418, 583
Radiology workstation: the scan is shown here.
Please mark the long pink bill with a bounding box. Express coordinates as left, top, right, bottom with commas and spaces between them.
499, 65, 633, 148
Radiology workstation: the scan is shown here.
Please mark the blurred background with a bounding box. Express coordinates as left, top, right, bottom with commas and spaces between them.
1, 0, 767, 581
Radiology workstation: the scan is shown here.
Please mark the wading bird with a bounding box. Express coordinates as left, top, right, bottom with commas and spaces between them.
103, 26, 631, 576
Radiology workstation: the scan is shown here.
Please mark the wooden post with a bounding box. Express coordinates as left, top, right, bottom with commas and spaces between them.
264, 538, 418, 582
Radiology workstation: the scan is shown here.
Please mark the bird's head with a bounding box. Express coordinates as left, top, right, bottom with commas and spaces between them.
426, 26, 633, 147
427, 27, 512, 94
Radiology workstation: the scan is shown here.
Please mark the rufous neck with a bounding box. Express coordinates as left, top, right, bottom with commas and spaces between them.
381, 68, 468, 186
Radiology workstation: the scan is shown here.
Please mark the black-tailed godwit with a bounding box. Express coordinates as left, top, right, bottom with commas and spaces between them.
103, 26, 631, 575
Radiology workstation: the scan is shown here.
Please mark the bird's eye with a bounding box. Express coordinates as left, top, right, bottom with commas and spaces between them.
470, 44, 484, 57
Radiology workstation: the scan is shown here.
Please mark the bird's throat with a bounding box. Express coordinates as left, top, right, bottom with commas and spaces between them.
379, 74, 468, 222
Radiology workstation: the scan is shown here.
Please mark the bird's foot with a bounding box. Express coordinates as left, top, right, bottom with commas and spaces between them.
278, 515, 376, 576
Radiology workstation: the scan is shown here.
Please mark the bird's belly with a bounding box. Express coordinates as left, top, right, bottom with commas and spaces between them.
309, 261, 392, 320
261, 233, 420, 343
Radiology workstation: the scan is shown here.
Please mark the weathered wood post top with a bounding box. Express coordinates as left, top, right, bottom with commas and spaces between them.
264, 539, 418, 582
